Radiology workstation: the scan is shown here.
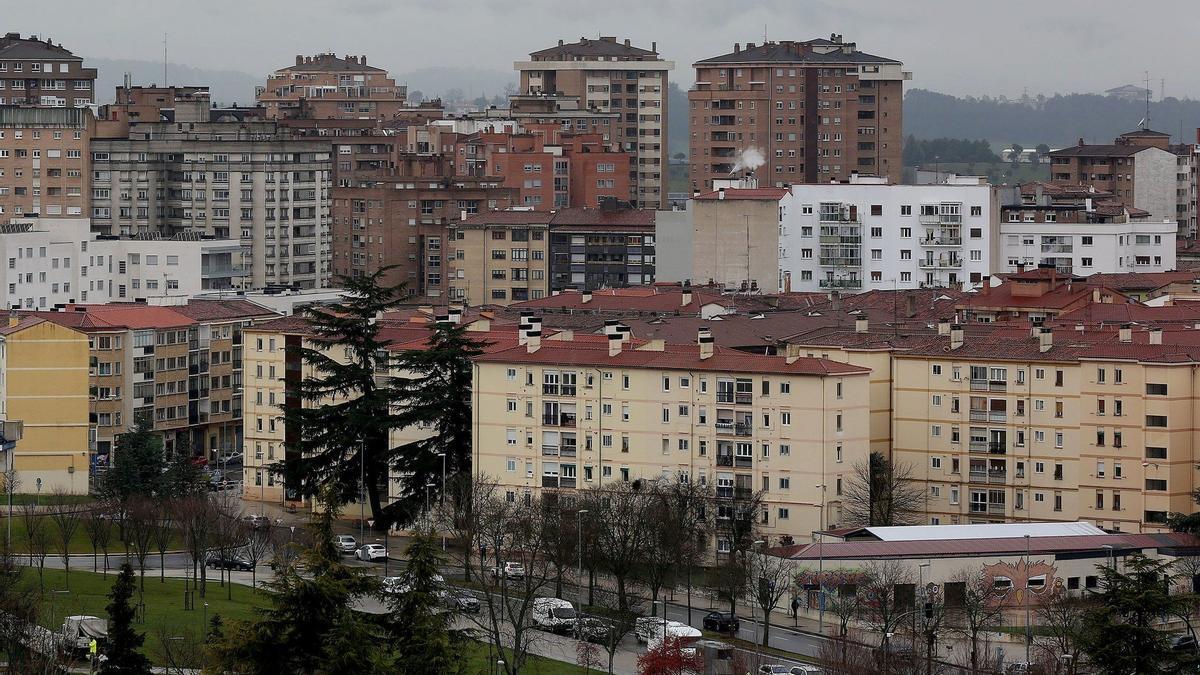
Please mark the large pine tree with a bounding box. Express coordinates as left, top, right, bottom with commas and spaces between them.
386, 531, 464, 674
284, 268, 409, 524
101, 563, 152, 675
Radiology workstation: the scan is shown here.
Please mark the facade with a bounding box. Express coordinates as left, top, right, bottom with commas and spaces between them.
893, 327, 1200, 532
781, 175, 997, 293
690, 181, 789, 293
0, 217, 244, 309
549, 203, 657, 292
0, 317, 90, 493
0, 33, 97, 107
330, 177, 518, 297
0, 106, 93, 219
516, 37, 673, 208
449, 211, 553, 306
688, 35, 909, 191
257, 54, 407, 121
1048, 129, 1179, 229
997, 183, 1177, 275
473, 325, 871, 544
90, 93, 334, 289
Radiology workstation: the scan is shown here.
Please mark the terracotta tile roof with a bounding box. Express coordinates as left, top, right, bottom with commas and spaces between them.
511, 287, 733, 313
1006, 266, 1082, 282
169, 299, 278, 322
959, 283, 1132, 312
27, 305, 195, 331
780, 532, 1200, 561
1018, 182, 1110, 198
1055, 302, 1200, 324
1084, 271, 1199, 292
475, 340, 869, 376
620, 313, 831, 349
0, 317, 47, 335
279, 54, 385, 73
459, 211, 555, 226
692, 187, 790, 201
1048, 144, 1152, 158
550, 207, 655, 228
245, 315, 313, 334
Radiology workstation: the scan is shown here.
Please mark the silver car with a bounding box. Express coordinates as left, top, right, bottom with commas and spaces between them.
334, 535, 357, 554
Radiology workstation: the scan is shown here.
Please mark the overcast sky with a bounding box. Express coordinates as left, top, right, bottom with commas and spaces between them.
10, 0, 1200, 98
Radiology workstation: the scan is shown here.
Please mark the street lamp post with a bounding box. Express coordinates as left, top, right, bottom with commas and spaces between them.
359, 440, 366, 543
1024, 534, 1032, 667
576, 509, 588, 609
752, 539, 765, 669
815, 483, 827, 634
918, 562, 931, 675
437, 452, 447, 551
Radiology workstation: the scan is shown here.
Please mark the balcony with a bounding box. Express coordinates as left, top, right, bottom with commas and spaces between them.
714, 421, 735, 433
716, 455, 734, 467
716, 486, 733, 498
735, 423, 753, 437
717, 393, 734, 404
560, 444, 577, 458
542, 414, 577, 428
969, 380, 1007, 392
819, 278, 863, 289
735, 456, 753, 468
969, 470, 988, 483
988, 502, 1006, 514
920, 236, 962, 247
969, 441, 989, 454
989, 441, 1007, 454
919, 212, 962, 225
819, 255, 863, 268
541, 445, 560, 456
988, 471, 1008, 484
734, 392, 753, 405
918, 256, 962, 270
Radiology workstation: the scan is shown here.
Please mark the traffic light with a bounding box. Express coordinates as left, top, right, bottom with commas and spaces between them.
923, 601, 934, 619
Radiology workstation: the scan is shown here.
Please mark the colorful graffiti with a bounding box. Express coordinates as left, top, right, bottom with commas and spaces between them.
981, 558, 1062, 606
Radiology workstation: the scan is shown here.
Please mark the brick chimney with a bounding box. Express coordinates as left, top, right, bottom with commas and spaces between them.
950, 324, 964, 350
1039, 327, 1053, 352
1119, 323, 1132, 343
698, 327, 714, 360
608, 332, 623, 356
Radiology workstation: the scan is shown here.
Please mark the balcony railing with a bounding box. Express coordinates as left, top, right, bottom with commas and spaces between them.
717, 393, 734, 404
714, 421, 735, 433
735, 393, 753, 405
735, 456, 753, 468
988, 502, 1006, 514
716, 455, 733, 467
819, 278, 863, 289
541, 445, 559, 456
989, 441, 1007, 454
969, 442, 989, 454
735, 423, 753, 437
969, 380, 1007, 392
988, 471, 1008, 484
542, 414, 577, 427
921, 236, 962, 246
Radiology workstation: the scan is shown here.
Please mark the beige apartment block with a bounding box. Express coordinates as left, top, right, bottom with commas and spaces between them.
893, 326, 1199, 532
472, 325, 871, 546
450, 211, 553, 306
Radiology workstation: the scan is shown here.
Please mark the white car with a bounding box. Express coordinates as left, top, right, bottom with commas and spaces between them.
355, 543, 387, 562
491, 561, 526, 579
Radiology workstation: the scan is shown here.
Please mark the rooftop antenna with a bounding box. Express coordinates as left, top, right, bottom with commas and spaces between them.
1143, 70, 1151, 130
163, 32, 168, 87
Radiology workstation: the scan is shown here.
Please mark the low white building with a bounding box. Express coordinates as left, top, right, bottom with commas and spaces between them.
0, 217, 244, 310
781, 175, 998, 293
997, 183, 1177, 275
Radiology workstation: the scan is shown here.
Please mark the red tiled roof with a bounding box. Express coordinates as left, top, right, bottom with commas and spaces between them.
245, 315, 313, 334
781, 532, 1200, 561
1055, 302, 1200, 324
550, 207, 655, 228
475, 340, 869, 376
169, 299, 278, 322
511, 288, 733, 313
959, 283, 1131, 312
1084, 271, 1198, 291
27, 305, 195, 331
0, 316, 48, 335
693, 187, 790, 201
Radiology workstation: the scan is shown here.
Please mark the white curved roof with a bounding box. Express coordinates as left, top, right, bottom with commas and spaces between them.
865, 521, 1105, 542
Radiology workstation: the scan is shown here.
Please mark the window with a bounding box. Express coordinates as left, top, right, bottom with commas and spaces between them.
1146, 479, 1167, 491
931, 456, 942, 469
1146, 383, 1168, 396
1146, 415, 1168, 428
1147, 446, 1167, 460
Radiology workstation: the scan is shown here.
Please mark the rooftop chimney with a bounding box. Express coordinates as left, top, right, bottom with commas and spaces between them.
829, 290, 841, 311
526, 329, 542, 353
950, 324, 964, 350
608, 332, 623, 356
1150, 328, 1163, 345
295, 55, 303, 66
698, 327, 714, 360
581, 290, 593, 303
604, 319, 620, 336
617, 324, 632, 343
981, 276, 991, 296
682, 287, 693, 307
734, 43, 741, 53
937, 319, 951, 336
1039, 327, 1053, 353
1119, 323, 1132, 343
855, 317, 868, 333
718, 187, 726, 201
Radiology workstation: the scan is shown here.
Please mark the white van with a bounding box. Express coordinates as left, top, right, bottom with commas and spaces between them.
530, 597, 577, 634
636, 617, 702, 654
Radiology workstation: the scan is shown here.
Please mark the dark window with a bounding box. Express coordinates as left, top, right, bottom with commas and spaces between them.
870, 204, 883, 216
1067, 577, 1079, 590
1146, 415, 1168, 428
1146, 479, 1167, 491
1146, 447, 1167, 460
1146, 383, 1168, 395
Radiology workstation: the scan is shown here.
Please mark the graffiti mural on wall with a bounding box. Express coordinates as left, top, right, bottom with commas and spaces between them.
981, 558, 1063, 606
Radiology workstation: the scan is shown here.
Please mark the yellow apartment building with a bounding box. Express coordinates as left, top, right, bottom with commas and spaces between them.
0, 318, 90, 493
893, 325, 1200, 532
472, 325, 872, 546
449, 211, 553, 306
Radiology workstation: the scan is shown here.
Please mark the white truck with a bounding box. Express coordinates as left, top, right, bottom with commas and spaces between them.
529, 597, 577, 634
61, 615, 107, 654
635, 616, 701, 654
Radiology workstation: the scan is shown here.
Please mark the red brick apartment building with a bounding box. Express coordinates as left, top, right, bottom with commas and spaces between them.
257, 53, 409, 120
0, 33, 97, 107
688, 35, 908, 191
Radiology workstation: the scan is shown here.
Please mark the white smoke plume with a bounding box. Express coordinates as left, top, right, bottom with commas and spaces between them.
729, 146, 766, 175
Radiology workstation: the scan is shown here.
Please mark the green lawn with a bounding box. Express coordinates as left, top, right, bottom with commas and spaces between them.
4, 514, 186, 555
464, 639, 585, 675
30, 568, 264, 665
3, 494, 95, 506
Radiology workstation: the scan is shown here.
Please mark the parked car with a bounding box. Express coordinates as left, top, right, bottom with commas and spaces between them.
573, 616, 615, 644
334, 535, 357, 555
702, 610, 740, 633
1170, 633, 1198, 652
490, 561, 526, 580
441, 589, 480, 613
355, 543, 388, 562
760, 666, 821, 675
242, 514, 271, 530
206, 553, 253, 571
788, 667, 822, 675
529, 597, 576, 633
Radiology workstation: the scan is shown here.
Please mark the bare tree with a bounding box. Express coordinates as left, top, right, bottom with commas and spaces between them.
153, 625, 206, 674
712, 489, 767, 620
585, 583, 644, 675
47, 490, 82, 590
209, 491, 245, 600
576, 639, 604, 675
661, 478, 713, 625
125, 497, 157, 593
749, 550, 796, 647
818, 636, 880, 675
1035, 592, 1090, 675
151, 502, 175, 583
269, 523, 300, 572
859, 558, 914, 672
82, 503, 113, 574
945, 568, 1005, 674
444, 472, 492, 583
536, 496, 577, 599
242, 527, 272, 590
176, 494, 214, 598
0, 463, 19, 554
842, 451, 927, 527
20, 502, 48, 591
588, 481, 654, 613
824, 580, 867, 669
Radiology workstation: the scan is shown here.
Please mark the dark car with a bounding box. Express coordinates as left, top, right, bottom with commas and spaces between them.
702, 611, 740, 633
442, 589, 481, 614
1170, 633, 1198, 652
573, 616, 615, 644
206, 553, 253, 571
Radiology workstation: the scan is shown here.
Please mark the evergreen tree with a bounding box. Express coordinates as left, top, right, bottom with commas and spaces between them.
388, 321, 484, 523
1078, 553, 1190, 675
101, 563, 152, 675
284, 268, 409, 524
210, 497, 392, 673
385, 532, 464, 674
101, 420, 166, 503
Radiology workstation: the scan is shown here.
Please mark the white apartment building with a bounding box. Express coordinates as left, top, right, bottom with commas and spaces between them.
781, 175, 998, 293
0, 217, 243, 309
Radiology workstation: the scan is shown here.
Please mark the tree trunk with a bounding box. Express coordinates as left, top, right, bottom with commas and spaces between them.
616, 576, 628, 612
159, 552, 165, 582
588, 567, 595, 606
762, 610, 770, 647
93, 545, 98, 573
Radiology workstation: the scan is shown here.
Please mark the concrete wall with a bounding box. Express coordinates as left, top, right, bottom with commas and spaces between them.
1134, 147, 1179, 226
653, 207, 693, 285
691, 198, 781, 293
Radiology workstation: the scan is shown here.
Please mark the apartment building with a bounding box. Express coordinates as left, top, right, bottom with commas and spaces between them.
894, 325, 1200, 532
688, 35, 908, 191
955, 267, 1132, 324
257, 53, 407, 120
90, 92, 334, 289
549, 203, 656, 292
0, 317, 90, 494
781, 175, 997, 293
330, 177, 517, 296
30, 300, 276, 470
1049, 129, 1179, 228
0, 106, 93, 219
0, 217, 244, 309
473, 324, 871, 545
516, 37, 673, 208
998, 182, 1177, 275
449, 211, 553, 306
687, 181, 789, 293
0, 33, 97, 107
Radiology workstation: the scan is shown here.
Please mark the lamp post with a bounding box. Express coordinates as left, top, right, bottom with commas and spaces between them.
359, 440, 366, 543
48, 589, 69, 626
752, 539, 765, 669
815, 483, 827, 634
496, 659, 505, 675
576, 509, 588, 609
424, 482, 436, 517
203, 602, 209, 636
917, 562, 930, 656
437, 452, 447, 551
1024, 534, 1032, 667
